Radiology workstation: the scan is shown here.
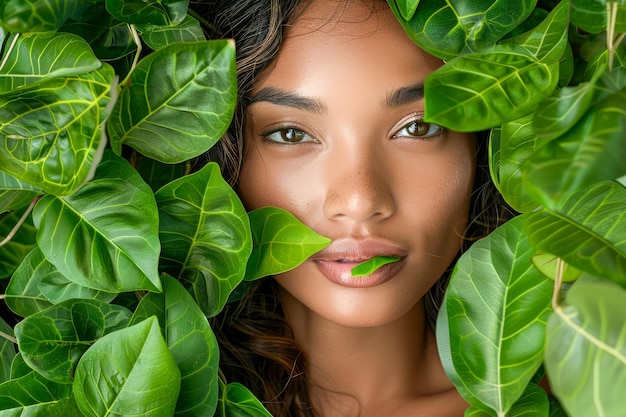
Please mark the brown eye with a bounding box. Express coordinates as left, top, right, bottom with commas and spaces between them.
265, 127, 314, 144
282, 128, 305, 142
393, 119, 443, 139
406, 121, 430, 136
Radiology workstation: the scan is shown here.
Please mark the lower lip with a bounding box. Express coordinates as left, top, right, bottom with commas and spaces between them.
313, 257, 406, 288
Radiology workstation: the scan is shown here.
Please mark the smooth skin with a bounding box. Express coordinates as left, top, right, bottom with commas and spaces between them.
238, 0, 474, 415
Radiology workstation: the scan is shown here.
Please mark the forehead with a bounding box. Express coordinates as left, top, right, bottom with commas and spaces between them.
253, 0, 441, 94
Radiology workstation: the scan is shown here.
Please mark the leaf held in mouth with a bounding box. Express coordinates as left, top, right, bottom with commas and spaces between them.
351, 256, 401, 277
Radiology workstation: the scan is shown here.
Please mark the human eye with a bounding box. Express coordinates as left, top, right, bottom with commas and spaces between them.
263, 126, 316, 144
392, 115, 445, 140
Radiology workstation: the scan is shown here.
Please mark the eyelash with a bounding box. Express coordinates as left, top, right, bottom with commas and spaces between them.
260, 116, 445, 144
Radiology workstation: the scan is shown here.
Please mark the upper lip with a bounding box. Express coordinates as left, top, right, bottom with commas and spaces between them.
312, 238, 406, 262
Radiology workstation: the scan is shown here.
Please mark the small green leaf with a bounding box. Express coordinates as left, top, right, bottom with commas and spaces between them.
244, 206, 332, 281
73, 316, 181, 417
215, 381, 273, 417
107, 40, 236, 163
156, 162, 252, 318
437, 215, 553, 415
32, 151, 162, 293
106, 0, 188, 25
15, 299, 132, 384
138, 14, 206, 50
130, 275, 219, 417
531, 253, 583, 283
351, 256, 400, 276
425, 45, 558, 131
545, 276, 626, 417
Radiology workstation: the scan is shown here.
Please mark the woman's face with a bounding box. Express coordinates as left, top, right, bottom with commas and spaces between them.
238, 0, 475, 328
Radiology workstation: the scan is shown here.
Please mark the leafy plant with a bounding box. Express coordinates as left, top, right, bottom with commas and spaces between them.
0, 1, 623, 417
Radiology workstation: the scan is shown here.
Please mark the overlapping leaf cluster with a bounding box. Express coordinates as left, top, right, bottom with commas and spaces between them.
0, 0, 330, 415
388, 0, 626, 416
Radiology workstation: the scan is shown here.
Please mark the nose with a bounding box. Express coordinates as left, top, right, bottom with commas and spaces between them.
323, 143, 395, 224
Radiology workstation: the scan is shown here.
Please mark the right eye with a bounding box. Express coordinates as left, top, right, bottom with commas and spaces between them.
264, 127, 315, 144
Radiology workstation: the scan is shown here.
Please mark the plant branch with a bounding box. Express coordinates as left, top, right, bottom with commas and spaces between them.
0, 330, 17, 345
0, 33, 19, 73
552, 257, 565, 311
119, 24, 143, 89
0, 196, 40, 247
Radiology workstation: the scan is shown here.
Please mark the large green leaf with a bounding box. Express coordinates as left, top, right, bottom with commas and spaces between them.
130, 275, 219, 417
105, 0, 188, 26
32, 151, 162, 293
545, 277, 626, 417
215, 381, 273, 417
490, 115, 541, 213
570, 0, 626, 34
0, 0, 94, 32
0, 318, 15, 384
134, 154, 187, 192
14, 299, 131, 384
0, 207, 37, 279
0, 370, 73, 413
0, 171, 41, 214
524, 87, 626, 207
0, 32, 101, 91
0, 65, 113, 196
425, 45, 558, 131
0, 397, 82, 416
524, 180, 626, 287
245, 206, 332, 281
156, 162, 251, 317
437, 215, 553, 415
138, 14, 206, 50
108, 40, 235, 163
73, 316, 181, 417
464, 383, 549, 416
390, 0, 537, 60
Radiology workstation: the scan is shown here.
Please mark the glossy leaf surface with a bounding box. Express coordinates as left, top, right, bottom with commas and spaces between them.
138, 14, 205, 50
107, 40, 236, 163
73, 316, 180, 417
0, 370, 73, 413
130, 275, 219, 417
0, 171, 40, 214
33, 151, 161, 292
244, 206, 332, 281
215, 381, 273, 417
425, 45, 558, 131
0, 65, 113, 196
464, 382, 548, 416
570, 0, 626, 34
156, 162, 251, 318
0, 0, 93, 32
0, 208, 36, 279
546, 277, 626, 417
106, 0, 188, 26
524, 180, 626, 287
15, 299, 131, 383
0, 32, 101, 91
438, 216, 553, 414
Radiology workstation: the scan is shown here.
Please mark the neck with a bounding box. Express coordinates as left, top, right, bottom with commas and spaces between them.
279, 289, 450, 416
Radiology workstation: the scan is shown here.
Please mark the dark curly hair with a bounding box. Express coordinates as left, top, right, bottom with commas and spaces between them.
192, 1, 511, 416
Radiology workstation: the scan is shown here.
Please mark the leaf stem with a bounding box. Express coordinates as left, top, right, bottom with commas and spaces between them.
551, 257, 565, 311
0, 196, 40, 247
119, 24, 143, 89
0, 33, 19, 73
0, 330, 17, 345
606, 2, 624, 71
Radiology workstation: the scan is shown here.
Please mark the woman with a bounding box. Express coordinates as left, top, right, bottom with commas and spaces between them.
198, 0, 507, 415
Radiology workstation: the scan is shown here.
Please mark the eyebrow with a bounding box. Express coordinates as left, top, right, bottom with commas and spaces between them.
248, 87, 327, 114
385, 83, 424, 108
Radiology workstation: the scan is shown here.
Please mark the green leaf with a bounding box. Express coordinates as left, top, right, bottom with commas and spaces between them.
0, 32, 101, 91
390, 0, 419, 21
0, 171, 40, 214
545, 277, 626, 417
9, 353, 31, 380
73, 316, 181, 417
14, 299, 131, 384
0, 65, 114, 196
464, 383, 549, 417
0, 207, 37, 279
570, 0, 626, 34
437, 215, 553, 415
524, 87, 626, 206
156, 162, 251, 318
425, 45, 558, 131
130, 275, 219, 417
0, 317, 15, 384
134, 154, 188, 192
490, 115, 541, 213
106, 0, 188, 25
524, 180, 626, 288
215, 381, 273, 417
351, 256, 400, 276
0, 0, 94, 32
0, 397, 83, 416
32, 151, 162, 293
531, 253, 582, 283
390, 0, 537, 60
244, 206, 332, 281
138, 14, 206, 50
5, 249, 54, 317
0, 370, 73, 412
503, 0, 568, 63
107, 40, 236, 163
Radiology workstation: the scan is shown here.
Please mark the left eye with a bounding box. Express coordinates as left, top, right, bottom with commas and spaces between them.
393, 120, 443, 139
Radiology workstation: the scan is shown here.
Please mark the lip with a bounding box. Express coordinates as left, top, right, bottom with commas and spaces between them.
312, 238, 407, 288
